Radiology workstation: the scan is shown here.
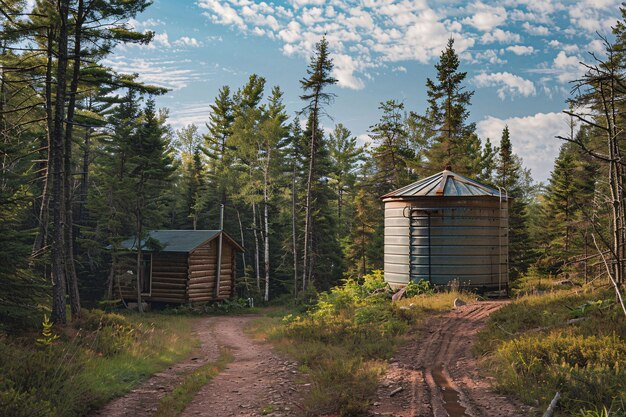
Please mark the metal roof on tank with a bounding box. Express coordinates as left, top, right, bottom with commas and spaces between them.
381, 170, 502, 198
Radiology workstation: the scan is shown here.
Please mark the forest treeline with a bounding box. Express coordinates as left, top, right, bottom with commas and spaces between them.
1, 0, 626, 329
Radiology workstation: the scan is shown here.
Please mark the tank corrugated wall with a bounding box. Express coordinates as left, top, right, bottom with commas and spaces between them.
383, 198, 508, 289
384, 205, 411, 286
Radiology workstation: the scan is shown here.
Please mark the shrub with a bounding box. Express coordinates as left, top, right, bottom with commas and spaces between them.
0, 340, 88, 417
268, 270, 467, 416
493, 333, 626, 413
79, 309, 140, 356
0, 387, 56, 417
404, 279, 433, 297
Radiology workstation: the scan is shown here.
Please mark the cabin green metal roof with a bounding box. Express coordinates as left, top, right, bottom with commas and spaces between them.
119, 230, 221, 253
381, 170, 503, 199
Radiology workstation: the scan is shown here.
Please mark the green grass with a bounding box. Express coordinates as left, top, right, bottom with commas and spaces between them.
475, 283, 626, 416
156, 349, 233, 417
249, 271, 472, 417
0, 309, 200, 417
81, 313, 199, 403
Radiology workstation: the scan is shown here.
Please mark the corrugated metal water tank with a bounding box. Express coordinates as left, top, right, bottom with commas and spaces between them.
381, 169, 509, 292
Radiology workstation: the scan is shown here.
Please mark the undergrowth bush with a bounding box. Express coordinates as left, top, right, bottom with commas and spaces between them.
168, 298, 250, 315
0, 309, 196, 417
477, 287, 626, 415
404, 279, 433, 297
494, 333, 626, 414
265, 270, 469, 417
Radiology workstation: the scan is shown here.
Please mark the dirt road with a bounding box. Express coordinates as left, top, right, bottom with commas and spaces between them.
370, 301, 534, 417
93, 315, 304, 417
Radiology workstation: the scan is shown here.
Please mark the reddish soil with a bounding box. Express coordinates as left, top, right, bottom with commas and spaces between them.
92, 315, 305, 417
369, 301, 536, 417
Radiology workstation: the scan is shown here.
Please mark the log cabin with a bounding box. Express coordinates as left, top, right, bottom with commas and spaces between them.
117, 230, 244, 304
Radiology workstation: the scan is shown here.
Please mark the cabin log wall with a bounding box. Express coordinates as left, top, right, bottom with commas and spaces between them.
118, 233, 240, 304
187, 241, 235, 302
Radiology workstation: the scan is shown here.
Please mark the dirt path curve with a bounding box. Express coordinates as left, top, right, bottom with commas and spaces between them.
181, 316, 304, 417
370, 301, 535, 417
92, 315, 304, 417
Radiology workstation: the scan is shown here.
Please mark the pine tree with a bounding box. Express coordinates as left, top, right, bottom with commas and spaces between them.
258, 86, 289, 301
175, 124, 205, 229
230, 74, 266, 291
327, 124, 364, 226
204, 86, 234, 224
299, 36, 337, 291
480, 137, 497, 183
369, 100, 414, 192
421, 38, 478, 175
494, 126, 531, 279
127, 99, 175, 312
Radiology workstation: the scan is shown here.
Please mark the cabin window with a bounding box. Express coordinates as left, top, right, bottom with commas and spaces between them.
140, 254, 152, 295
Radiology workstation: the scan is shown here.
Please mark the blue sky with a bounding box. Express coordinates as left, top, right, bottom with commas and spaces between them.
108, 0, 624, 182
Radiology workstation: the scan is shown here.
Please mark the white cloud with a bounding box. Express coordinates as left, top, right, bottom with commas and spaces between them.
464, 49, 506, 65
553, 51, 583, 83
522, 22, 550, 36
481, 28, 521, 44
168, 103, 214, 130
506, 45, 534, 55
333, 53, 366, 90
197, 0, 474, 90
174, 36, 202, 47
104, 56, 205, 91
473, 72, 536, 99
477, 112, 570, 181
586, 39, 606, 55
193, 0, 621, 91
198, 0, 246, 29
153, 33, 171, 48
126, 18, 164, 31
463, 1, 507, 32
546, 39, 579, 54
568, 0, 620, 33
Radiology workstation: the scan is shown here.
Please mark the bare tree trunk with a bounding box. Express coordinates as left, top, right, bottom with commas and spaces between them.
106, 253, 116, 300
252, 201, 260, 292
302, 102, 319, 292
135, 179, 143, 313
292, 161, 298, 296
50, 0, 70, 324
337, 182, 342, 221
263, 169, 270, 302
236, 208, 246, 273
33, 29, 55, 257
64, 0, 85, 320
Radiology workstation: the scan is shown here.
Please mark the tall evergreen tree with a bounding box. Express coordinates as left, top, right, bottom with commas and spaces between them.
369, 100, 414, 192
204, 86, 234, 224
420, 38, 479, 175
327, 123, 364, 226
258, 86, 289, 301
299, 36, 338, 291
494, 126, 531, 279
127, 99, 175, 311
174, 124, 205, 229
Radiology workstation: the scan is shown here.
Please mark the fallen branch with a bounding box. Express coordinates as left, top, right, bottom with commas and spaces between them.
542, 391, 560, 417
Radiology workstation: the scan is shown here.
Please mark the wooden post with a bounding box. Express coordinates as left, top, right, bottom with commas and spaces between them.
214, 204, 224, 299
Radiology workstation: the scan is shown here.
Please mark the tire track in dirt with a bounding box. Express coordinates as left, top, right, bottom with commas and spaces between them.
370, 301, 534, 417
92, 315, 305, 417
